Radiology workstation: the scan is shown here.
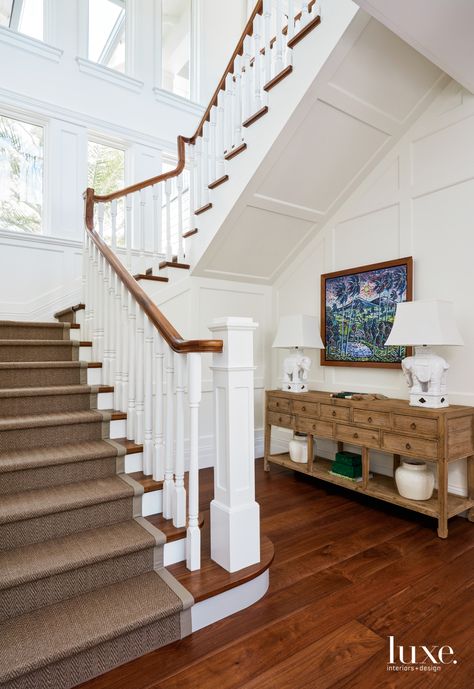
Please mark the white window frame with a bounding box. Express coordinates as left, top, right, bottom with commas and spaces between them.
0, 104, 50, 236
87, 131, 129, 193
79, 0, 132, 75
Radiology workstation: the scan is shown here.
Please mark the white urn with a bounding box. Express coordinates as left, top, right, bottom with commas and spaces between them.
289, 433, 309, 463
395, 460, 434, 501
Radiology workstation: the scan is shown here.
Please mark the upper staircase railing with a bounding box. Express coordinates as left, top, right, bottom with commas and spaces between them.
82, 0, 322, 572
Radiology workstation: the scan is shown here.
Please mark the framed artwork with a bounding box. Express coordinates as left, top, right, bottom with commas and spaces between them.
321, 257, 413, 368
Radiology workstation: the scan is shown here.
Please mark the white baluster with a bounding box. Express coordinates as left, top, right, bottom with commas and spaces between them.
287, 0, 295, 42
97, 203, 104, 239
102, 262, 111, 383
163, 346, 175, 519
153, 330, 165, 481
126, 294, 136, 440
194, 138, 202, 212
209, 106, 217, 185
152, 183, 162, 274
216, 94, 226, 180
125, 194, 132, 271
120, 281, 129, 412
82, 235, 90, 340
173, 353, 186, 527
253, 14, 263, 113
176, 174, 184, 262
139, 188, 146, 272
111, 200, 117, 251
96, 253, 104, 362
91, 245, 99, 357
143, 316, 154, 475
275, 0, 285, 75
186, 352, 201, 571
296, 0, 308, 33
187, 145, 196, 234
135, 307, 145, 444
201, 122, 210, 207
112, 271, 120, 401
233, 54, 243, 146
224, 73, 234, 153
164, 178, 172, 262
263, 0, 272, 86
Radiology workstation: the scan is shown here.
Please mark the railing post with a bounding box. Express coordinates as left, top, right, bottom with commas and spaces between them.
208, 317, 260, 572
173, 353, 186, 527
186, 352, 201, 571
163, 346, 175, 519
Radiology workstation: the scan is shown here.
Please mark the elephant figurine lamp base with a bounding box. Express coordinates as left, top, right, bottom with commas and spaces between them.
402, 346, 449, 408
281, 348, 312, 393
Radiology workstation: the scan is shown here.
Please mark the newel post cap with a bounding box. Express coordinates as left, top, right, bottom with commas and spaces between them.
208, 317, 259, 333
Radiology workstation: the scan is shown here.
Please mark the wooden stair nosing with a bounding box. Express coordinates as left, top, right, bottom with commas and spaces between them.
158, 261, 190, 271
114, 438, 143, 455
182, 228, 198, 239
208, 175, 229, 190
194, 202, 213, 216
128, 472, 163, 494
146, 512, 205, 542
263, 65, 293, 92
224, 143, 247, 161
54, 303, 85, 319
287, 14, 321, 49
242, 106, 269, 128
134, 274, 169, 283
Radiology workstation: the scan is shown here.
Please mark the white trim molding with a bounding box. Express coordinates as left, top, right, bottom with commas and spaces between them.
152, 86, 204, 118
75, 57, 144, 93
0, 25, 63, 62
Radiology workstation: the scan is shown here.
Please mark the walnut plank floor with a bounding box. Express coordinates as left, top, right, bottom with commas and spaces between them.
78, 462, 474, 689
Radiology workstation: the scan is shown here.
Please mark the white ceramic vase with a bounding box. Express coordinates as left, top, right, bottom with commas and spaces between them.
395, 460, 435, 501
289, 434, 308, 463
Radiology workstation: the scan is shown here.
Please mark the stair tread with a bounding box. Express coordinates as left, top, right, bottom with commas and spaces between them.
0, 361, 85, 370
0, 439, 123, 474
0, 519, 157, 590
0, 384, 96, 399
0, 570, 184, 684
0, 409, 107, 432
0, 476, 135, 524
0, 339, 79, 346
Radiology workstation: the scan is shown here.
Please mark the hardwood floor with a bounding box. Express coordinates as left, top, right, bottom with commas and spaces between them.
78, 461, 474, 689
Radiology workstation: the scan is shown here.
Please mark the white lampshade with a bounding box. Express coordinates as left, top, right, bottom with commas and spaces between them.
385, 299, 464, 347
272, 314, 324, 349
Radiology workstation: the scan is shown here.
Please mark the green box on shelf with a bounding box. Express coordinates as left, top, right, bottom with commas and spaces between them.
335, 451, 362, 467
332, 462, 362, 479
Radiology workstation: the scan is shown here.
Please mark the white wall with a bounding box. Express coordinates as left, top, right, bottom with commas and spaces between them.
272, 79, 474, 496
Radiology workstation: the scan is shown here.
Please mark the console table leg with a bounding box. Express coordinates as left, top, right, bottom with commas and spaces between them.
362, 447, 369, 489
264, 422, 271, 472
437, 460, 448, 539
467, 455, 474, 523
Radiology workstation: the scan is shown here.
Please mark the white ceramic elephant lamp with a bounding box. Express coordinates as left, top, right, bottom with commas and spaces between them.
282, 354, 312, 392
386, 300, 463, 408
272, 315, 324, 393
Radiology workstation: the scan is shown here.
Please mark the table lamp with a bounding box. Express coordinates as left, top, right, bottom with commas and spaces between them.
272, 314, 324, 393
385, 299, 463, 408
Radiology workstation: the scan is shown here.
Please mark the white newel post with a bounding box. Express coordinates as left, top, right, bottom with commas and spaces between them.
208, 317, 260, 573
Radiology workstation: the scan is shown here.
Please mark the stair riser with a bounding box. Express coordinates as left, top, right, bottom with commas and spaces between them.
1, 614, 183, 689
0, 344, 79, 363
0, 548, 154, 623
0, 326, 69, 341
0, 497, 133, 551
0, 456, 120, 495
0, 419, 107, 452
0, 366, 86, 389
0, 392, 97, 417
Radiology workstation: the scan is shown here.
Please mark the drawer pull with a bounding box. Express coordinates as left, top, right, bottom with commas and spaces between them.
405, 443, 411, 450
353, 432, 359, 439
410, 422, 416, 430
279, 416, 283, 423
302, 406, 306, 412
332, 410, 336, 417
368, 417, 373, 423
312, 424, 316, 430
276, 402, 280, 408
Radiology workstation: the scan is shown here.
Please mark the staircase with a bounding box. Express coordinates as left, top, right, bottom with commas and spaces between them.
0, 320, 192, 689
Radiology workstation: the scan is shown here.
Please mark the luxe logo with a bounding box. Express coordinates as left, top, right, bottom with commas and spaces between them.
387, 636, 458, 673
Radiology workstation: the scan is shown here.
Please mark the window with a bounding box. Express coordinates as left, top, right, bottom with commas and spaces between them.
161, 158, 190, 254
162, 0, 191, 99
88, 0, 126, 73
0, 113, 44, 234
0, 0, 44, 41
88, 139, 125, 244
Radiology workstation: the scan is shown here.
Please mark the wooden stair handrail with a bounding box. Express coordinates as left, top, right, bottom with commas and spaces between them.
84, 190, 222, 354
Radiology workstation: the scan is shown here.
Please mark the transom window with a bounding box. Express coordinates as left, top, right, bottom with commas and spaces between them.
0, 113, 44, 234
88, 0, 126, 73
0, 0, 43, 40
88, 139, 125, 244
162, 0, 192, 99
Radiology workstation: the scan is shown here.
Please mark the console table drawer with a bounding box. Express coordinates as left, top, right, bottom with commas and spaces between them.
320, 404, 350, 422
293, 401, 319, 416
382, 432, 438, 459
336, 423, 380, 448
297, 417, 334, 438
353, 409, 390, 429
393, 414, 438, 437
268, 397, 291, 413
267, 411, 294, 428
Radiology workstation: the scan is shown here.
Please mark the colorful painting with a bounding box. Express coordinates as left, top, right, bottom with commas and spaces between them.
320, 257, 413, 368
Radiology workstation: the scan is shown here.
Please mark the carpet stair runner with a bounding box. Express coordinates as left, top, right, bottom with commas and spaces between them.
0, 320, 193, 689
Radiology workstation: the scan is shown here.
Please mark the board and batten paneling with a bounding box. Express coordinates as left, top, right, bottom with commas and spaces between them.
273, 80, 474, 496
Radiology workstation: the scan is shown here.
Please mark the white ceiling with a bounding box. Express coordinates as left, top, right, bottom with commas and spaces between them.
355, 0, 474, 95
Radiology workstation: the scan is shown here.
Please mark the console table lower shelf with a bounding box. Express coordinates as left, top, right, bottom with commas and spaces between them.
266, 452, 472, 527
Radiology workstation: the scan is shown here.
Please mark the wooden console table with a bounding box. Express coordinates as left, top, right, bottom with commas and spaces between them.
264, 390, 474, 538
